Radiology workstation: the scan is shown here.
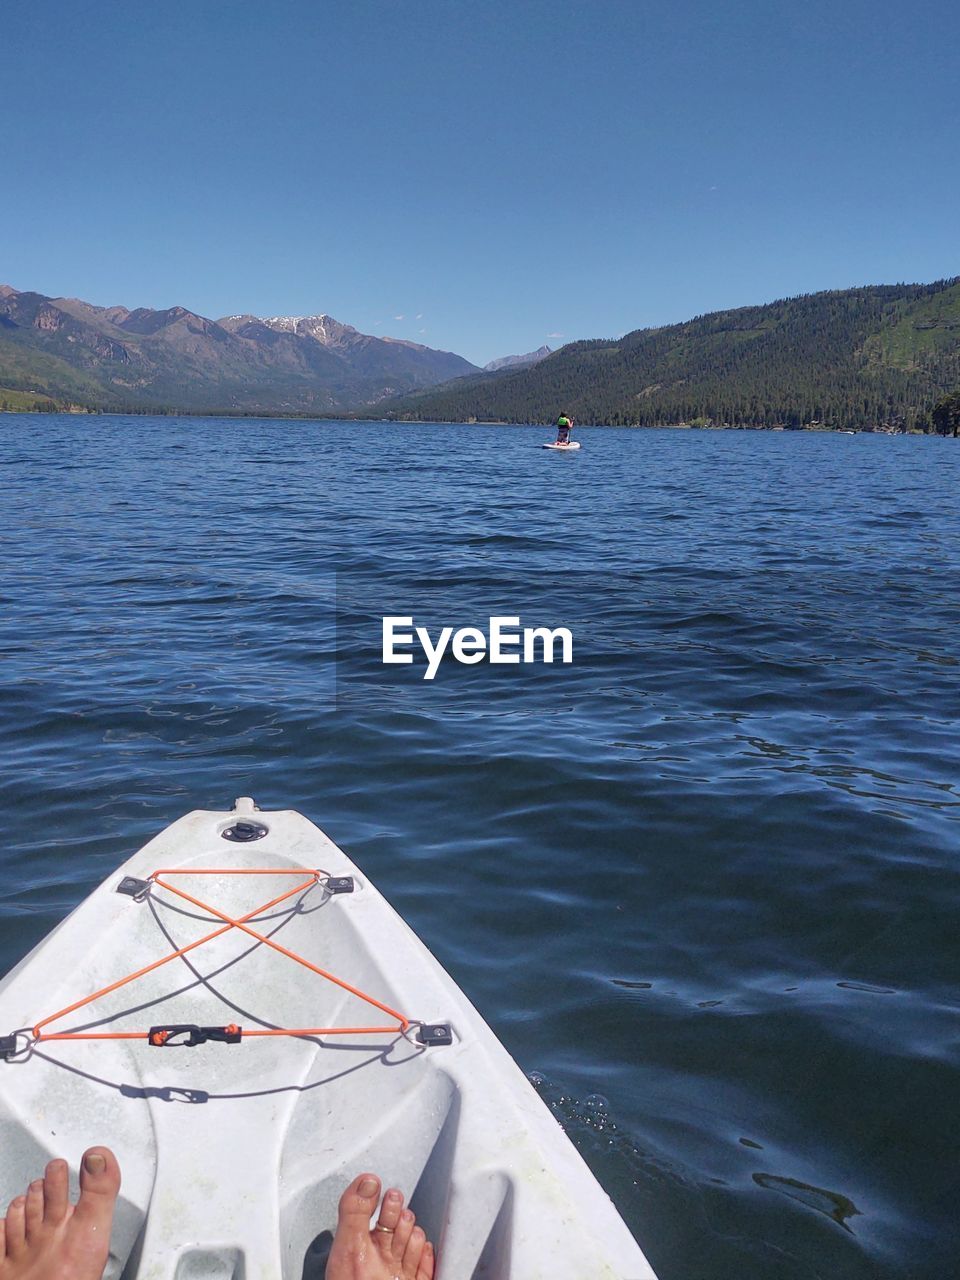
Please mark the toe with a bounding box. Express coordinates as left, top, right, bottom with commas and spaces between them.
5, 1196, 26, 1258
335, 1172, 381, 1237
72, 1147, 121, 1233
43, 1158, 70, 1224
391, 1207, 415, 1264
374, 1187, 404, 1258
24, 1179, 45, 1241
402, 1224, 426, 1279
376, 1187, 404, 1232
0, 1218, 6, 1261
417, 1240, 435, 1280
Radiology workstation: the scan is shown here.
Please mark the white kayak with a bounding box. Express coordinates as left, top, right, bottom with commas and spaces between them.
542, 440, 581, 450
0, 798, 657, 1280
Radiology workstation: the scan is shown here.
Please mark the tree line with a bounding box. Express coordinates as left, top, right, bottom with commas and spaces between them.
381, 280, 960, 432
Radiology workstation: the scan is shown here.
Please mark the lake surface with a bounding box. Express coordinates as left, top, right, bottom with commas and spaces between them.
1, 415, 958, 1279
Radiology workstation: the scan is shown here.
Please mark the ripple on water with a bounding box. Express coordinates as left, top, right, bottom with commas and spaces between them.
0, 418, 958, 1279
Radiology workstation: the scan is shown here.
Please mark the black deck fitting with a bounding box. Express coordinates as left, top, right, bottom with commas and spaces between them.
416, 1023, 453, 1047
221, 821, 268, 843
325, 876, 354, 894
0, 1034, 21, 1060
117, 876, 151, 898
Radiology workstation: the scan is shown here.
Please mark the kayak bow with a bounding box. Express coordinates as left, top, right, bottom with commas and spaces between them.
0, 798, 656, 1280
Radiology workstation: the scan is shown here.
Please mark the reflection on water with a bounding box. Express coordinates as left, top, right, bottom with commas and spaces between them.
753, 1173, 861, 1231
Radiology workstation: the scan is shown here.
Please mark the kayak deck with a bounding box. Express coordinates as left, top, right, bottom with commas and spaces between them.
0, 799, 656, 1280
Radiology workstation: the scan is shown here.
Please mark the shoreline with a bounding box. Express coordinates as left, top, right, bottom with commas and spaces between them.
0, 408, 944, 435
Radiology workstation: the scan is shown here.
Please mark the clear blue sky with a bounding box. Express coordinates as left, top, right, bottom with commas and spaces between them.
3, 0, 958, 366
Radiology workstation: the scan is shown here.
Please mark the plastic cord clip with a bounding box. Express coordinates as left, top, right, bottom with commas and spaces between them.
148, 1024, 242, 1047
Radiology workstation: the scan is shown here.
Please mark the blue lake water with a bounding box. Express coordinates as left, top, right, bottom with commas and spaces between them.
1, 415, 958, 1278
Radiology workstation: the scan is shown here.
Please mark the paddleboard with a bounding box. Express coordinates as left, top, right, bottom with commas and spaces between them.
0, 798, 657, 1280
542, 441, 581, 450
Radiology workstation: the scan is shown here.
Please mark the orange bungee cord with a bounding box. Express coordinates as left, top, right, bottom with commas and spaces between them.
0, 867, 452, 1058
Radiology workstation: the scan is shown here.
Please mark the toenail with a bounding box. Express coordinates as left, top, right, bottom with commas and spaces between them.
386, 1189, 401, 1201
83, 1153, 106, 1175
402, 1209, 413, 1222
357, 1177, 378, 1197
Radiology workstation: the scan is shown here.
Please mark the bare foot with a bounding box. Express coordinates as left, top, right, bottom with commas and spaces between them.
0, 1147, 120, 1280
325, 1173, 435, 1280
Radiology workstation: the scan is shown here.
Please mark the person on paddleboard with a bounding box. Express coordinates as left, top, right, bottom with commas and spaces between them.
555, 412, 573, 445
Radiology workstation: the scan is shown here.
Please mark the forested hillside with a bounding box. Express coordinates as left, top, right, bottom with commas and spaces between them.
381, 280, 960, 430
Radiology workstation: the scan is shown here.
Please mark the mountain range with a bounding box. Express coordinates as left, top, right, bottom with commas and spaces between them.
4, 279, 960, 430
0, 286, 478, 413
380, 279, 960, 431
482, 345, 552, 373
